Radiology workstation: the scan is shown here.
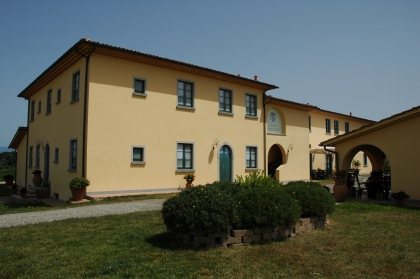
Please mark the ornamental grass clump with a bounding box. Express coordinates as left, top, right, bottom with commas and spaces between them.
282, 181, 335, 218
162, 184, 236, 235
234, 187, 301, 229
234, 169, 282, 189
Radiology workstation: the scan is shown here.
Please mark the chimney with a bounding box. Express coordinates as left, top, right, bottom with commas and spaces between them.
350, 112, 352, 116
237, 74, 241, 77
254, 75, 258, 81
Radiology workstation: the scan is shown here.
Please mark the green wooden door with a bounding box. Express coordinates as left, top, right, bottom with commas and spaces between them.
219, 146, 232, 182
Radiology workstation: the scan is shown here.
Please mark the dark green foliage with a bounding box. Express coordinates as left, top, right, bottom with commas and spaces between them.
234, 169, 282, 189
282, 181, 335, 218
162, 185, 236, 234
69, 177, 90, 188
235, 187, 301, 229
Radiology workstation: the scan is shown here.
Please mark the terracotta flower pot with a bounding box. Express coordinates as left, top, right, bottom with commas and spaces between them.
5, 179, 14, 186
71, 187, 86, 201
33, 174, 43, 187
333, 178, 347, 202
185, 181, 194, 188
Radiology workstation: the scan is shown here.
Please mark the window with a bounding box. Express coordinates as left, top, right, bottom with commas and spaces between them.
71, 71, 80, 102
177, 80, 194, 107
35, 144, 40, 168
245, 94, 257, 116
56, 88, 61, 104
325, 119, 331, 134
30, 101, 35, 121
308, 115, 312, 131
345, 122, 349, 133
363, 153, 368, 166
219, 88, 232, 113
38, 101, 41, 114
69, 139, 77, 171
54, 148, 59, 163
334, 120, 339, 134
177, 143, 193, 170
133, 78, 146, 95
28, 146, 33, 167
131, 146, 145, 164
46, 89, 52, 114
246, 146, 257, 169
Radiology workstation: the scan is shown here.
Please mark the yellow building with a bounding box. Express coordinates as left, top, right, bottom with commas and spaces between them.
10, 38, 375, 201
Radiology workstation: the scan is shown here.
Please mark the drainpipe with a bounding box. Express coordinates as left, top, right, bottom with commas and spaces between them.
24, 98, 30, 187
75, 46, 96, 178
324, 146, 339, 173
263, 93, 272, 175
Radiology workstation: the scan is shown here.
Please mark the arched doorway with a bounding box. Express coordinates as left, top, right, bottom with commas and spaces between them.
44, 143, 50, 186
268, 144, 284, 178
219, 145, 232, 182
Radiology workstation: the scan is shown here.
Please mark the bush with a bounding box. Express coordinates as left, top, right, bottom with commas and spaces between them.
69, 177, 90, 188
234, 170, 282, 189
162, 185, 236, 235
234, 187, 301, 229
282, 181, 335, 217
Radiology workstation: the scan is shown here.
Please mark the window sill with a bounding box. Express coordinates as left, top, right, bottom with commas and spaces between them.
267, 132, 286, 136
29, 120, 34, 123
363, 165, 368, 167
53, 161, 58, 164
131, 161, 146, 165
133, 92, 147, 97
176, 169, 195, 173
218, 111, 233, 116
246, 168, 258, 171
245, 115, 258, 119
37, 112, 41, 114
325, 132, 331, 135
176, 105, 196, 111
45, 112, 51, 115
55, 102, 61, 105
70, 99, 79, 105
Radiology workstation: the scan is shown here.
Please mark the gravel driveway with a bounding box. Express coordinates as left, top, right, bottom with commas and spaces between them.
0, 199, 165, 228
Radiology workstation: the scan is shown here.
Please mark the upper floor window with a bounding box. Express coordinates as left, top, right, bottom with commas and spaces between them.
246, 146, 257, 169
46, 89, 52, 114
133, 78, 146, 96
56, 88, 61, 104
177, 80, 194, 108
71, 71, 80, 102
132, 146, 145, 164
308, 115, 312, 131
345, 122, 349, 133
334, 120, 339, 135
177, 143, 193, 170
245, 94, 257, 116
54, 147, 59, 163
30, 101, 35, 121
325, 119, 331, 134
38, 101, 41, 114
219, 88, 232, 113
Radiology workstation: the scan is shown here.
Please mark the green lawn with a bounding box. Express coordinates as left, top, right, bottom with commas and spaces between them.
0, 202, 419, 278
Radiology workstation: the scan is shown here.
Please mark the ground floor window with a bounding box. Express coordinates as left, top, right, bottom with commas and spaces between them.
177, 143, 193, 170
132, 146, 145, 164
69, 139, 77, 171
246, 146, 257, 169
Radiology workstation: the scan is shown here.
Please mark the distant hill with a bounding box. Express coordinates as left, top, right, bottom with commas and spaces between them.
0, 147, 13, 153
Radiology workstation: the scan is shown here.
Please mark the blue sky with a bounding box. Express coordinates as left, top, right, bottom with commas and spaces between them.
1, 0, 419, 147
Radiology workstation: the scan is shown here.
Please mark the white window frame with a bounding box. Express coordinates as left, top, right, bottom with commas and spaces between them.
245, 93, 257, 118
245, 146, 258, 170
133, 77, 147, 97
131, 146, 146, 164
176, 142, 195, 172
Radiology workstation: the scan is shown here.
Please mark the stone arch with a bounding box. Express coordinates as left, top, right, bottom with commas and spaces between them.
267, 144, 287, 179
341, 144, 386, 172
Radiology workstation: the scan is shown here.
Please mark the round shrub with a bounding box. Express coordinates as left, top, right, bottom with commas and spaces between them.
234, 187, 301, 229
69, 177, 90, 188
162, 185, 236, 235
282, 181, 335, 217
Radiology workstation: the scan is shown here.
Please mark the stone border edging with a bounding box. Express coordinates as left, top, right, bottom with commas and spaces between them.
177, 215, 329, 248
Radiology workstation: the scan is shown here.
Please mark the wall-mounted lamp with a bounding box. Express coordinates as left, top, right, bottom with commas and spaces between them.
36, 140, 44, 150
212, 139, 219, 150
287, 144, 294, 153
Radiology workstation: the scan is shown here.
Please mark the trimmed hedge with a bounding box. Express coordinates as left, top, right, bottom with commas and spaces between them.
162, 185, 236, 235
282, 181, 335, 218
235, 187, 301, 229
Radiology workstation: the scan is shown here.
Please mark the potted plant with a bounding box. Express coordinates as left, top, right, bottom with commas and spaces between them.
32, 170, 43, 187
69, 177, 90, 201
333, 170, 347, 202
183, 174, 195, 188
3, 174, 14, 186
391, 191, 409, 206
352, 159, 361, 170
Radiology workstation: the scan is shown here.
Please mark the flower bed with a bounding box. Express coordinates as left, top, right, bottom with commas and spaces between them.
177, 215, 329, 248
